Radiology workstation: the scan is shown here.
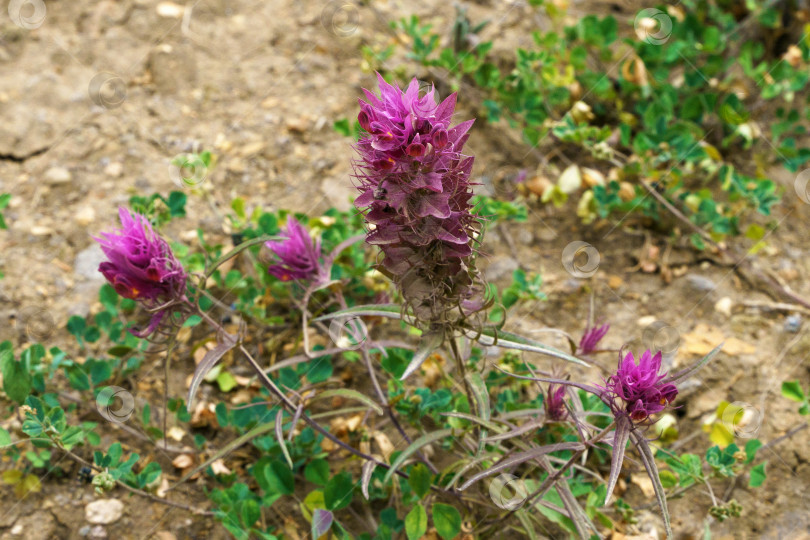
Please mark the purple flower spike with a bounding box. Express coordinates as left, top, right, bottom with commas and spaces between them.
545, 384, 567, 422
353, 74, 485, 324
602, 350, 678, 424
265, 216, 325, 283
95, 207, 187, 336
579, 322, 609, 354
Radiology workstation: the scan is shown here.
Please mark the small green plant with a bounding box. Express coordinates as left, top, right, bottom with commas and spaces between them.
393, 1, 809, 243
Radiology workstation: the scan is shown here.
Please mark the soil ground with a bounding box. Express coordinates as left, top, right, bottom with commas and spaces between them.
1, 0, 809, 539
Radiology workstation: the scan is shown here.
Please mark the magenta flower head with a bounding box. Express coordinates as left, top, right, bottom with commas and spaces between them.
602, 350, 678, 423
579, 322, 609, 354
95, 207, 187, 336
353, 74, 486, 325
545, 384, 567, 422
265, 216, 325, 283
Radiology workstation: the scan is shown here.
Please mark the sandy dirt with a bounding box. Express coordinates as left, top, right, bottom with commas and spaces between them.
1, 0, 809, 539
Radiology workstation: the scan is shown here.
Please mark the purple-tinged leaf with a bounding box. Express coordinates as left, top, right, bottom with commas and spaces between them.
604, 415, 631, 506
312, 509, 333, 538
361, 461, 376, 501
459, 443, 582, 491
483, 418, 545, 442
491, 365, 601, 395
187, 332, 237, 410
631, 431, 672, 539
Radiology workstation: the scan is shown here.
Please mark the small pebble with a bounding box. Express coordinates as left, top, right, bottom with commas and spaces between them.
686, 274, 716, 292
103, 162, 123, 177
44, 166, 72, 184
714, 296, 733, 317
75, 206, 96, 226
785, 314, 803, 333
637, 315, 657, 327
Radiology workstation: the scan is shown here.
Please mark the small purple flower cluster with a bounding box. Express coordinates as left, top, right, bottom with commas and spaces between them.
579, 322, 609, 354
545, 384, 567, 422
95, 207, 187, 336
602, 350, 678, 423
265, 216, 325, 283
353, 74, 484, 323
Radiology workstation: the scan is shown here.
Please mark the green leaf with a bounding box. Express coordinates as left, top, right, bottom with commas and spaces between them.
432, 503, 462, 540
305, 459, 330, 487
312, 304, 403, 322
99, 284, 119, 311
744, 439, 762, 463
66, 316, 87, 341
405, 504, 427, 540
749, 462, 766, 487
257, 460, 294, 495
407, 463, 432, 499
0, 427, 12, 447
659, 469, 678, 489
781, 380, 806, 402
216, 371, 238, 392
1, 349, 31, 404
324, 471, 354, 510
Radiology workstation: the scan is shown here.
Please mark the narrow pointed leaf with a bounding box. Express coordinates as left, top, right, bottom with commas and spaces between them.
459, 443, 582, 491
309, 389, 384, 416
664, 342, 723, 385
275, 409, 293, 469
361, 460, 376, 500
491, 365, 601, 395
515, 509, 539, 540
471, 327, 590, 367
187, 332, 237, 410
400, 331, 443, 380
167, 407, 367, 491
313, 304, 402, 322
631, 431, 673, 539
604, 415, 631, 505
440, 412, 503, 432
383, 429, 453, 484
483, 419, 545, 442
466, 371, 490, 422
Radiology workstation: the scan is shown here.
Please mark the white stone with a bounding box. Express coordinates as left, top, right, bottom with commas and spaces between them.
714, 296, 733, 317
85, 499, 124, 525
44, 166, 72, 184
